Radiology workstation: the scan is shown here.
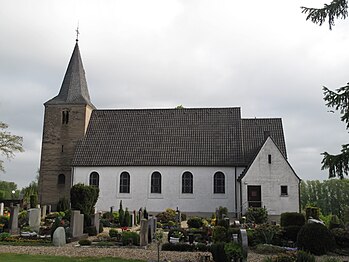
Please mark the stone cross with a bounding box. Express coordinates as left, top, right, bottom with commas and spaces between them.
71, 210, 84, 238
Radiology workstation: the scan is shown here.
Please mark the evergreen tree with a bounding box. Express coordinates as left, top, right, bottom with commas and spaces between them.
301, 0, 348, 30
301, 1, 349, 178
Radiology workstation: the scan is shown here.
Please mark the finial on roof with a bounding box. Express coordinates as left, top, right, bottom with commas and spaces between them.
75, 23, 80, 42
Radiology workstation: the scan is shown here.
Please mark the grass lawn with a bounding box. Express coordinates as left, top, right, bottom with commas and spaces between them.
0, 253, 146, 262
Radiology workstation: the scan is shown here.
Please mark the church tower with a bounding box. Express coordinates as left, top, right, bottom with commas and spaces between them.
38, 40, 95, 208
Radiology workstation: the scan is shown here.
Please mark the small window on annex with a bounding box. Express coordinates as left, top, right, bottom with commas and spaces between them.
281, 185, 288, 196
214, 172, 225, 194
151, 171, 161, 194
58, 174, 65, 185
119, 172, 130, 193
89, 172, 99, 187
182, 171, 193, 194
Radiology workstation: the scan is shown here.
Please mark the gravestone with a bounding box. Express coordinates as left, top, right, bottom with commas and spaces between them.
129, 214, 134, 227
148, 217, 154, 241
29, 208, 41, 232
140, 219, 148, 246
47, 205, 52, 214
0, 202, 4, 216
71, 210, 84, 238
153, 217, 157, 232
239, 229, 248, 262
234, 220, 240, 227
175, 209, 181, 228
41, 205, 47, 219
133, 210, 137, 225
52, 226, 66, 247
91, 212, 101, 234
9, 205, 19, 235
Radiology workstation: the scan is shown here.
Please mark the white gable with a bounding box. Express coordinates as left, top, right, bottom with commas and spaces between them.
240, 137, 300, 216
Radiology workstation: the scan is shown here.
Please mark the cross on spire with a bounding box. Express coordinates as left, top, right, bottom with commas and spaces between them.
76, 24, 80, 42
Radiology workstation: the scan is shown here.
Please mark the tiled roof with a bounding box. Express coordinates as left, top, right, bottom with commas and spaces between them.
45, 42, 94, 108
72, 108, 245, 166
241, 118, 287, 162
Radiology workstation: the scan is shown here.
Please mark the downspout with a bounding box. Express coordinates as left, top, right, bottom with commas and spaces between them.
234, 168, 237, 218
240, 178, 243, 217
298, 179, 302, 213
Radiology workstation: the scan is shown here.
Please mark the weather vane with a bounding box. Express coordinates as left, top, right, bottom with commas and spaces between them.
76, 22, 80, 42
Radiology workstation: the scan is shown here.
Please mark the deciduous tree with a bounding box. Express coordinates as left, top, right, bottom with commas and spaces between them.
0, 121, 24, 173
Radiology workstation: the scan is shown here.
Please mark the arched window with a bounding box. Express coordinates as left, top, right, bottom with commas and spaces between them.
214, 172, 225, 194
182, 171, 193, 194
119, 172, 130, 193
62, 110, 69, 124
89, 172, 99, 187
151, 171, 161, 194
58, 174, 65, 185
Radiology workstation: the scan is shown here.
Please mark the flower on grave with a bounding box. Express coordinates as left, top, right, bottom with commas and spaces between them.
121, 226, 128, 231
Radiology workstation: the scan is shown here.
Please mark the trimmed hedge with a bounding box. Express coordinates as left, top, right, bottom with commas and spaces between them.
282, 225, 302, 242
121, 231, 139, 246
187, 217, 203, 228
297, 223, 336, 255
280, 212, 305, 227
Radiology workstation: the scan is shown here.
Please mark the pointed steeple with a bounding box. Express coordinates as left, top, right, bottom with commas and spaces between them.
45, 41, 95, 108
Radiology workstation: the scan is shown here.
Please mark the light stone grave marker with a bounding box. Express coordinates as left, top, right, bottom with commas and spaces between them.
0, 203, 4, 216
29, 208, 41, 233
71, 210, 84, 238
9, 205, 19, 235
53, 226, 66, 247
140, 219, 148, 246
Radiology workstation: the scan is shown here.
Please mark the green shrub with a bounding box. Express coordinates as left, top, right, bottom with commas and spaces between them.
156, 222, 162, 228
156, 208, 176, 224
320, 258, 341, 262
297, 223, 336, 255
305, 207, 319, 220
195, 242, 209, 252
296, 250, 315, 262
100, 218, 111, 227
30, 194, 38, 208
0, 215, 9, 229
331, 228, 349, 248
273, 252, 297, 262
187, 217, 203, 228
254, 244, 285, 254
254, 224, 282, 245
217, 206, 228, 220
0, 232, 11, 241
18, 211, 28, 228
78, 239, 91, 246
121, 231, 139, 246
109, 228, 120, 238
70, 183, 99, 226
217, 218, 229, 228
181, 213, 187, 221
210, 242, 228, 262
84, 226, 97, 236
99, 222, 104, 234
212, 226, 229, 243
329, 215, 343, 230
246, 228, 257, 246
224, 242, 242, 261
245, 207, 268, 224
168, 221, 176, 227
283, 225, 302, 242
280, 212, 305, 227
161, 242, 195, 252
168, 228, 187, 242
57, 197, 69, 212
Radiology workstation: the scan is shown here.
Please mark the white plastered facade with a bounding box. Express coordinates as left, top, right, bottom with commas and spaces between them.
73, 166, 245, 216
239, 137, 300, 216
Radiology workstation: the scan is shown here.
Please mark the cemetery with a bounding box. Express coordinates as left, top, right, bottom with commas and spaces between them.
0, 185, 349, 262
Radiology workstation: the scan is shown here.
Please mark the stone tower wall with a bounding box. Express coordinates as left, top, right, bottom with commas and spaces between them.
38, 104, 93, 208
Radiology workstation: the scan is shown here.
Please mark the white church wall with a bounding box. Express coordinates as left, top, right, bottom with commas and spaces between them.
73, 166, 238, 216
241, 138, 300, 216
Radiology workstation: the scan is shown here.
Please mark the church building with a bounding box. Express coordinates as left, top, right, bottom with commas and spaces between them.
38, 40, 301, 218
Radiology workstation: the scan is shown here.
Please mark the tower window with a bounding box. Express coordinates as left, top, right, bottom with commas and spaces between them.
58, 174, 65, 185
268, 154, 272, 164
62, 110, 69, 124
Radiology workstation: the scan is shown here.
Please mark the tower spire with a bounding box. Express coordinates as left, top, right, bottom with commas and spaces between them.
76, 23, 79, 42
45, 41, 95, 108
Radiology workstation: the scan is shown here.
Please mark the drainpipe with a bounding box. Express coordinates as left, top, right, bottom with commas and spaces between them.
240, 179, 243, 217
234, 168, 237, 218
298, 179, 302, 213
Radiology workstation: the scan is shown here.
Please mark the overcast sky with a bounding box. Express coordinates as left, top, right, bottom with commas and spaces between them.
0, 0, 348, 189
